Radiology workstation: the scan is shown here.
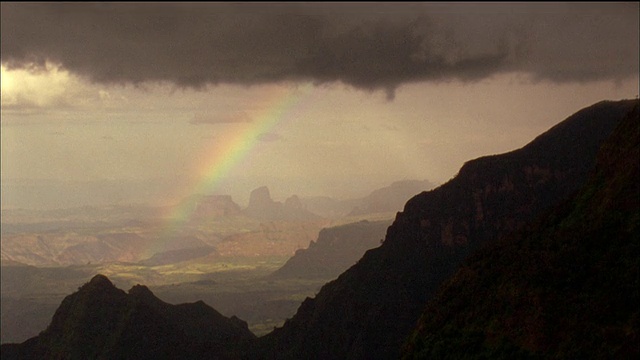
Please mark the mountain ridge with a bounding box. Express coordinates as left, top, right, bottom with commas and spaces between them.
402, 100, 639, 359
251, 99, 638, 359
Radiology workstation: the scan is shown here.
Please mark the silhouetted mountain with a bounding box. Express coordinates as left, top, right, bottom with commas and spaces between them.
249, 99, 638, 359
1, 274, 255, 360
243, 186, 323, 221
270, 220, 392, 280
403, 101, 639, 359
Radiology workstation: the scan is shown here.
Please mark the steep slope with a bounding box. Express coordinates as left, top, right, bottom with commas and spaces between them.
403, 101, 639, 359
1, 274, 255, 360
251, 99, 638, 359
270, 220, 392, 280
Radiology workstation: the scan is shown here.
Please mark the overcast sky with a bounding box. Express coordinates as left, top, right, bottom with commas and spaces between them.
1, 2, 638, 209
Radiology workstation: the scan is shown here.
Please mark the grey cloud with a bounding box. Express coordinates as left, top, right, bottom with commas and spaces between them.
1, 3, 637, 96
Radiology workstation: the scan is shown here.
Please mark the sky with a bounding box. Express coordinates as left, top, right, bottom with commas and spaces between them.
1, 2, 638, 210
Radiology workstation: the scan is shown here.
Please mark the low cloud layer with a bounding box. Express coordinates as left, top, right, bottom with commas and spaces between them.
1, 3, 638, 96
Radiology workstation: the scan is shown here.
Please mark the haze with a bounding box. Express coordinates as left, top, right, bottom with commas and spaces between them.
1, 2, 638, 209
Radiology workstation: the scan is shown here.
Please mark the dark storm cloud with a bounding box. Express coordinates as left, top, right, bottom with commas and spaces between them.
1, 3, 638, 95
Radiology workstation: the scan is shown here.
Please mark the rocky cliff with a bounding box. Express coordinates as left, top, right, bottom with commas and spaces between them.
403, 101, 639, 359
270, 220, 392, 280
251, 100, 638, 359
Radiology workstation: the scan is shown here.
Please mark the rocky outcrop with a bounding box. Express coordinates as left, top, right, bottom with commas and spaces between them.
246, 186, 275, 215
243, 186, 323, 221
192, 195, 242, 218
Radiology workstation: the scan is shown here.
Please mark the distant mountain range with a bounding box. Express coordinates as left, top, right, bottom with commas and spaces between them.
1, 179, 429, 267
242, 186, 323, 221
190, 180, 434, 221
2, 99, 637, 359
347, 180, 435, 217
299, 179, 435, 219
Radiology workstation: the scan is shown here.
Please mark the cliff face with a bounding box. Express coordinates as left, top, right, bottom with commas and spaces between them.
403, 102, 639, 359
253, 100, 638, 359
1, 274, 255, 360
270, 220, 392, 280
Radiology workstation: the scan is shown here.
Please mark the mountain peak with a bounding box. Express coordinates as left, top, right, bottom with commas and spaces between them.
63, 274, 127, 314
128, 284, 156, 301
5, 274, 256, 359
285, 194, 303, 209
86, 274, 116, 290
77, 274, 124, 299
89, 273, 111, 283
248, 186, 273, 208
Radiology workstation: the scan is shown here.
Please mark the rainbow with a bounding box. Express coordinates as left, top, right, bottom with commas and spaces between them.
152, 83, 313, 256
